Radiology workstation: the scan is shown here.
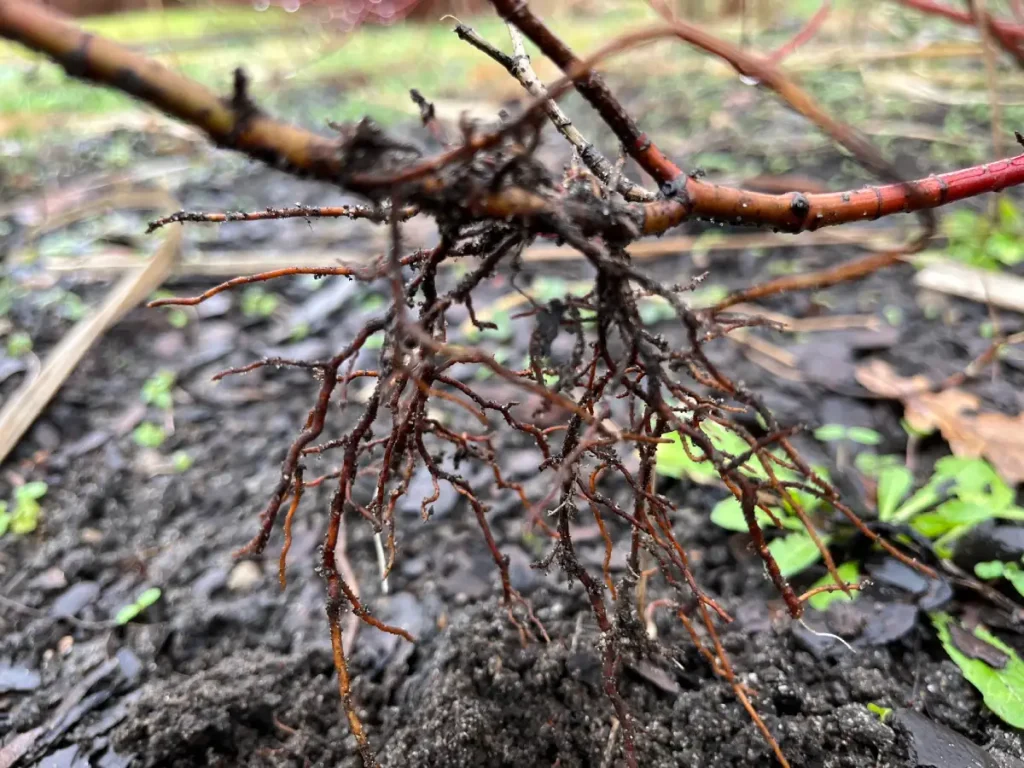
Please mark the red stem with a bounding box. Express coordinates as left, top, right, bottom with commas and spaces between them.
895, 0, 1024, 63
644, 151, 1024, 234
766, 0, 833, 64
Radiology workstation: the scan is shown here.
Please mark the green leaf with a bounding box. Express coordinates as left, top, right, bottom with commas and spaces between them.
867, 703, 892, 720
241, 287, 278, 318
17, 481, 47, 501
712, 496, 766, 532
1003, 563, 1024, 599
877, 466, 913, 522
769, 533, 825, 578
932, 612, 1024, 728
360, 294, 386, 312
855, 453, 903, 477
6, 331, 32, 358
364, 331, 385, 350
167, 309, 190, 328
531, 276, 567, 303
115, 604, 142, 626
943, 208, 984, 244
888, 484, 941, 525
975, 560, 1007, 580
996, 506, 1024, 523
132, 422, 166, 449
135, 587, 162, 609
935, 457, 1013, 511
813, 424, 849, 442
847, 426, 882, 446
998, 196, 1023, 231
10, 505, 39, 535
172, 451, 193, 473
655, 422, 770, 483
989, 231, 1024, 267
808, 561, 861, 611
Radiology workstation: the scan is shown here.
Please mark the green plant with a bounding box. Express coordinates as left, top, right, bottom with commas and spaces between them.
975, 558, 1024, 599
0, 481, 48, 536
289, 321, 310, 342
924, 199, 1024, 271
853, 452, 903, 477
866, 703, 892, 720
657, 424, 833, 577
813, 424, 882, 446
932, 612, 1024, 728
172, 450, 193, 473
6, 331, 32, 357
141, 370, 175, 410
114, 587, 162, 625
132, 421, 166, 448
808, 561, 861, 611
241, 286, 279, 319
876, 457, 1024, 556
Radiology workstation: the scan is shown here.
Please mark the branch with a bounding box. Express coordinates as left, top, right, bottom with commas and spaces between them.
4, 0, 1024, 241
146, 203, 417, 233
453, 21, 655, 201
893, 0, 1024, 65
489, 0, 683, 186
766, 0, 833, 64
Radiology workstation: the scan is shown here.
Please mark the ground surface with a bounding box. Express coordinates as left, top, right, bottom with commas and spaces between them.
3, 5, 1024, 768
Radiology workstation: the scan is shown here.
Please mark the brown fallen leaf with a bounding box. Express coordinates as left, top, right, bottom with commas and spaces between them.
854, 359, 1024, 484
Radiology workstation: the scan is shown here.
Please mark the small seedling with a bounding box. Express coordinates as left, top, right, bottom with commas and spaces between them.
289, 321, 311, 342
920, 199, 1024, 271
974, 558, 1024, 599
813, 424, 882, 446
114, 587, 162, 625
854, 452, 903, 477
241, 286, 279, 319
875, 457, 1024, 556
172, 450, 193, 473
6, 331, 32, 358
58, 290, 87, 321
133, 421, 167, 448
866, 703, 892, 720
359, 293, 386, 313
0, 481, 48, 537
141, 370, 175, 410
658, 424, 834, 577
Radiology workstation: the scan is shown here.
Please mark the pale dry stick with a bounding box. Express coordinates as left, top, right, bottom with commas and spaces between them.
335, 512, 361, 655
914, 258, 1024, 312
971, 0, 1006, 175
452, 20, 654, 202
146, 204, 418, 233
0, 220, 181, 464
503, 21, 654, 202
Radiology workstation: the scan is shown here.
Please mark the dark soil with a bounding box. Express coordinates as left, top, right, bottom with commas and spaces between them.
4, 28, 1024, 768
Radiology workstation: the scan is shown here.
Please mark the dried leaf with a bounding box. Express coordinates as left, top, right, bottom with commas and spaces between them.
855, 360, 1024, 484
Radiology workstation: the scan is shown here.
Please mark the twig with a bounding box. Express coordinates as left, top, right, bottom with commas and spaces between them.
147, 204, 417, 233
454, 21, 654, 201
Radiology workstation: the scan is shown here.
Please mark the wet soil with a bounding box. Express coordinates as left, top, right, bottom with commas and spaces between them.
4, 41, 1024, 768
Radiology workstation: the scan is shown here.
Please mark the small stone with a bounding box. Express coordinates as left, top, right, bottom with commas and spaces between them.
227, 561, 263, 592
81, 528, 103, 544
50, 581, 100, 619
